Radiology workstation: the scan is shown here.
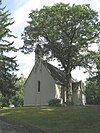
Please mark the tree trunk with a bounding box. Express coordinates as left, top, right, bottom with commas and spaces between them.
65, 72, 73, 103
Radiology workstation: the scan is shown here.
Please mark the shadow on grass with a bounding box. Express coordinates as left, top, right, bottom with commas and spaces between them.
0, 105, 100, 133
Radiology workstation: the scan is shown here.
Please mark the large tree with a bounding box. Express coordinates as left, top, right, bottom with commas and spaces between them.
0, 1, 18, 97
21, 3, 100, 100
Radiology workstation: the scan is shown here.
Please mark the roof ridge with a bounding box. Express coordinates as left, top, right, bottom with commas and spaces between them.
43, 61, 77, 83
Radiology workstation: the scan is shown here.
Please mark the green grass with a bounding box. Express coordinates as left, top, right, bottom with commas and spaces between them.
0, 105, 100, 133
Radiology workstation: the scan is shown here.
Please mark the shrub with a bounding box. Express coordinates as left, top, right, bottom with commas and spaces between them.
64, 101, 73, 106
1, 97, 9, 107
48, 99, 61, 106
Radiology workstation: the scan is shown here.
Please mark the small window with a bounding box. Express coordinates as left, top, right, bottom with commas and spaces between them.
38, 81, 40, 92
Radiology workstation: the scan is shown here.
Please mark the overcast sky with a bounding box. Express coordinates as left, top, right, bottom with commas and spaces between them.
2, 0, 100, 82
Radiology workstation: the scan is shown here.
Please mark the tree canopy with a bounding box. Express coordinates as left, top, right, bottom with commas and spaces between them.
21, 3, 100, 99
0, 1, 18, 97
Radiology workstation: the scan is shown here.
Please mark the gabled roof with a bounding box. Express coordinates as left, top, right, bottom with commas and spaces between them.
24, 58, 77, 87
43, 61, 76, 86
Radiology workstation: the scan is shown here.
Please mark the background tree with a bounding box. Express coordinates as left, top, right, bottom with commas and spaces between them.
8, 74, 25, 107
85, 77, 100, 105
21, 3, 100, 100
85, 54, 100, 105
0, 1, 18, 98
0, 74, 25, 107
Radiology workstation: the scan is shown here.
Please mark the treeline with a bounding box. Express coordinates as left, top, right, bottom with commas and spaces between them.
0, 1, 25, 107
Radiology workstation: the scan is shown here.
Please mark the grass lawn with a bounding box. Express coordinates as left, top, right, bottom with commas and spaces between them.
0, 105, 100, 133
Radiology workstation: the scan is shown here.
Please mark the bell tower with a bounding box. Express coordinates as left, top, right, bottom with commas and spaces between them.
35, 45, 43, 63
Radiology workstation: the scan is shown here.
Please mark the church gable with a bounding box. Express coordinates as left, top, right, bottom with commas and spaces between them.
24, 58, 86, 106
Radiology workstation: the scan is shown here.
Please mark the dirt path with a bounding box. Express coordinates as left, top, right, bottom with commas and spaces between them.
0, 116, 48, 133
0, 119, 24, 133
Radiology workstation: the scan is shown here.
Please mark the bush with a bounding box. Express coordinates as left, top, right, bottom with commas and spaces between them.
1, 97, 9, 107
48, 99, 61, 106
9, 96, 24, 107
63, 100, 73, 106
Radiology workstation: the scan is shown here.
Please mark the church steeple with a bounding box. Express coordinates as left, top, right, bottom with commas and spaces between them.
35, 45, 43, 63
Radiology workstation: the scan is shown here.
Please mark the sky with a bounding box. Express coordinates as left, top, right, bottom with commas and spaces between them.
2, 0, 100, 82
